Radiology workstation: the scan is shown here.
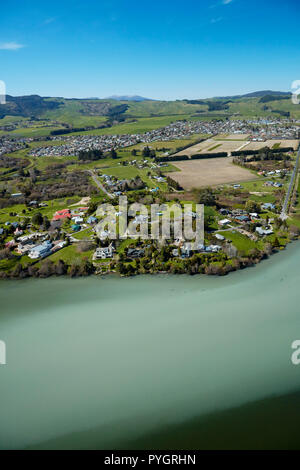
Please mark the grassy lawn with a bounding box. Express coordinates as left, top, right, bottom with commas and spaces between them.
66, 115, 194, 137
46, 244, 94, 264
0, 196, 82, 225
100, 166, 169, 190
118, 238, 139, 253
0, 257, 19, 271
219, 230, 263, 254
234, 178, 284, 192
272, 143, 281, 149
127, 134, 209, 155
71, 228, 94, 240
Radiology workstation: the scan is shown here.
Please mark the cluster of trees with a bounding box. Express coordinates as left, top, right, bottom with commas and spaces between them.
206, 100, 232, 111
0, 243, 277, 279
0, 256, 96, 280
118, 176, 145, 192
232, 147, 294, 157
107, 104, 129, 119
0, 155, 28, 171
166, 175, 183, 191
78, 148, 119, 161
112, 245, 277, 277
185, 99, 231, 112
191, 152, 227, 159
31, 212, 50, 229
259, 94, 290, 103
0, 94, 62, 119
51, 127, 92, 136
78, 149, 105, 161
155, 155, 189, 162
194, 187, 216, 206
271, 110, 290, 118
142, 146, 156, 158
25, 170, 97, 201
0, 155, 29, 179
155, 152, 227, 163
245, 200, 261, 213
1, 164, 99, 208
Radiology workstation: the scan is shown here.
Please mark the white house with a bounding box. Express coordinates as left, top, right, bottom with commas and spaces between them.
219, 218, 230, 226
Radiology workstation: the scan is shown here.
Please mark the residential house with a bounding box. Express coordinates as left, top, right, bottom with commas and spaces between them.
127, 248, 145, 259
52, 209, 71, 222
93, 244, 115, 259
29, 241, 53, 259
256, 226, 274, 236
262, 203, 276, 211
219, 218, 231, 227
87, 216, 98, 224
215, 234, 225, 241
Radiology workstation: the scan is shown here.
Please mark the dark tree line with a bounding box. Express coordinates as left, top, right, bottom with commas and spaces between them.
78, 149, 105, 161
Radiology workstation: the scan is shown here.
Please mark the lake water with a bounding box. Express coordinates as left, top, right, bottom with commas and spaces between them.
0, 244, 300, 449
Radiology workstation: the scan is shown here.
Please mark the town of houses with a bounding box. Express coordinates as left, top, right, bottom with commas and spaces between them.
28, 118, 300, 158
2, 190, 281, 264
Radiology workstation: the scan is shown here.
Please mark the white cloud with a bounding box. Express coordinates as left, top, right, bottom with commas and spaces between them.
0, 42, 25, 50
210, 0, 233, 8
211, 17, 223, 23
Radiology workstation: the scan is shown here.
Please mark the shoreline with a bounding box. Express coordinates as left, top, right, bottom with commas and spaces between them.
0, 236, 298, 281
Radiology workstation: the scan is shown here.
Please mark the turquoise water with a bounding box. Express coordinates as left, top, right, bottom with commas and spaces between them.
0, 244, 300, 449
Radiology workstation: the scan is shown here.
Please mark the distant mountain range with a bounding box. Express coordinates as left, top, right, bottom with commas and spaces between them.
105, 95, 153, 102
214, 90, 291, 99
0, 90, 297, 122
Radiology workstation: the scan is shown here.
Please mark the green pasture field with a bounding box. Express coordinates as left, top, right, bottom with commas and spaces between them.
66, 115, 194, 137
219, 230, 263, 254
0, 196, 82, 225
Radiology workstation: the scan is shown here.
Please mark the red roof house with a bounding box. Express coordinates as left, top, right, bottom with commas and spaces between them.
52, 209, 71, 221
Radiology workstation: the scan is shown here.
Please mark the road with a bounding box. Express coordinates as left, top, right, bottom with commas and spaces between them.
87, 170, 114, 199
280, 143, 300, 220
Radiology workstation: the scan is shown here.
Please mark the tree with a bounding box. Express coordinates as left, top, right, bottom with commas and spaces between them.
78, 258, 94, 276
131, 149, 137, 156
142, 146, 151, 158
42, 216, 50, 230
195, 187, 216, 206
38, 260, 54, 278
109, 149, 118, 159
87, 201, 98, 215
204, 212, 215, 231
78, 149, 104, 161
55, 260, 67, 275
245, 200, 260, 213
32, 212, 43, 226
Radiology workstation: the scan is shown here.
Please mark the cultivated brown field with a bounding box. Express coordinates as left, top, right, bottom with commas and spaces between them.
215, 133, 250, 140
167, 157, 255, 189
242, 139, 298, 151
173, 139, 249, 157
174, 138, 215, 156
172, 137, 298, 159
208, 141, 250, 154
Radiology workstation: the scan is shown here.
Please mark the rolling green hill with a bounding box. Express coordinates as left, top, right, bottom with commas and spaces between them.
0, 91, 299, 138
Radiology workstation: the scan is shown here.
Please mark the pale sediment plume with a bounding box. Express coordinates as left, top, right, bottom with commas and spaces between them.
0, 242, 300, 449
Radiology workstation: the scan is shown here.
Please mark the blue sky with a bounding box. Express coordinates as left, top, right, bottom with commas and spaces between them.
0, 0, 299, 100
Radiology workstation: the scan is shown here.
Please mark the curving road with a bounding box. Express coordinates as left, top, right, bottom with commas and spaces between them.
87, 170, 114, 199
280, 143, 300, 220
